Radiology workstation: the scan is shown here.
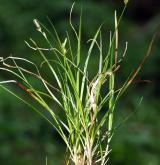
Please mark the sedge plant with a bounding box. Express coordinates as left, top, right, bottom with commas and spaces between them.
0, 1, 159, 165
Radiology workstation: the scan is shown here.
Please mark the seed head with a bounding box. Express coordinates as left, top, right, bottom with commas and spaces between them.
33, 19, 41, 32
124, 0, 128, 5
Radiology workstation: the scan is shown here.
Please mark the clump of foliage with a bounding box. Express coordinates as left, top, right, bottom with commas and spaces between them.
0, 1, 158, 164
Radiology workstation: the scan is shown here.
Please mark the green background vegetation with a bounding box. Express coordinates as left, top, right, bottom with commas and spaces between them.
0, 0, 160, 164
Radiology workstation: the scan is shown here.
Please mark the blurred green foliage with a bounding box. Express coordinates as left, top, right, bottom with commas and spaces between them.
0, 0, 160, 164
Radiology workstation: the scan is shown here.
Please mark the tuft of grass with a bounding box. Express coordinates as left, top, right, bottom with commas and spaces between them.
0, 1, 159, 164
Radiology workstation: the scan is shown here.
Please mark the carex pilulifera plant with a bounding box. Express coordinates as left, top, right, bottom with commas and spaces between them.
0, 1, 159, 164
